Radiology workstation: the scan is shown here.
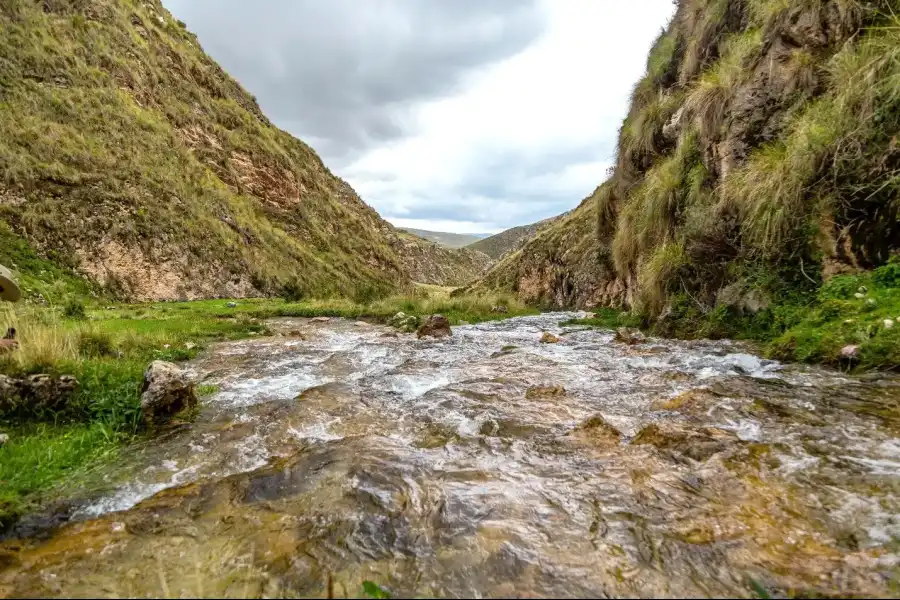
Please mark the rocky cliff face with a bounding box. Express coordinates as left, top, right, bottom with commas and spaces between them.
475, 0, 900, 315
0, 0, 484, 301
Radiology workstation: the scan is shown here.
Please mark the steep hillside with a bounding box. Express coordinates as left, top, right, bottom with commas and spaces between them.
0, 0, 480, 301
476, 0, 900, 323
394, 231, 493, 286
466, 216, 559, 260
466, 192, 619, 308
400, 228, 489, 249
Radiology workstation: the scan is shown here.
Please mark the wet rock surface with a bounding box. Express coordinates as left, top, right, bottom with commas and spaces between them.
1, 313, 899, 598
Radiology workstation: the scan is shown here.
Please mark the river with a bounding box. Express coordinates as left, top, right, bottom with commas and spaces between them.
2, 313, 899, 598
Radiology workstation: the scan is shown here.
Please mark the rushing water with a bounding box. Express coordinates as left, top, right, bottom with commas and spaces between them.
2, 313, 900, 598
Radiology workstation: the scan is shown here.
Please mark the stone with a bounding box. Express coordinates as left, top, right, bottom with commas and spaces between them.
525, 385, 566, 399
840, 344, 860, 361
490, 305, 508, 314
354, 321, 370, 327
858, 286, 868, 294
614, 327, 646, 345
0, 374, 78, 414
184, 342, 196, 350
417, 314, 451, 339
854, 292, 866, 299
540, 332, 561, 344
388, 312, 408, 325
311, 316, 330, 323
866, 298, 877, 306
884, 319, 895, 329
716, 281, 770, 314
225, 301, 237, 308
140, 361, 197, 429
288, 330, 303, 337
388, 312, 419, 332
0, 433, 8, 446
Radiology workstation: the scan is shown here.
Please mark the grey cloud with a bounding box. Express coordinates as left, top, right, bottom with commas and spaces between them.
163, 0, 546, 163
375, 143, 608, 228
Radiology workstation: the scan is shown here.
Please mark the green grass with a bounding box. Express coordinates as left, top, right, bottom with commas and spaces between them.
0, 289, 530, 527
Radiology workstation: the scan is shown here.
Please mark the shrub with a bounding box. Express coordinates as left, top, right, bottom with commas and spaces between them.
62, 298, 86, 320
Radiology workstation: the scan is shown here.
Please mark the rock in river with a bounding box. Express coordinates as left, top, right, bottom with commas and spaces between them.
615, 327, 646, 345
140, 360, 197, 428
540, 332, 561, 344
417, 314, 451, 339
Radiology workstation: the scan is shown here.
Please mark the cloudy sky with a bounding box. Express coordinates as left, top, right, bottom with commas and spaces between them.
163, 0, 676, 234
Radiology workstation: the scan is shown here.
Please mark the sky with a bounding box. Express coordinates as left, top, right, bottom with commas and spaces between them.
163, 0, 676, 234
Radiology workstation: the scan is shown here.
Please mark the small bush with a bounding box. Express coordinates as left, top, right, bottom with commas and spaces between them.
62, 298, 86, 320
872, 259, 900, 289
77, 329, 116, 358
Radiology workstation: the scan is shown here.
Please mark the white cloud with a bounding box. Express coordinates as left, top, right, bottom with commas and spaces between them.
347, 0, 676, 232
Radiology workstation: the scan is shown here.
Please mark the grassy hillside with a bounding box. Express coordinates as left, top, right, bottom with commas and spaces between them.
466, 216, 559, 259
400, 228, 489, 249
474, 0, 900, 369
0, 0, 483, 302
465, 194, 616, 308
393, 231, 493, 286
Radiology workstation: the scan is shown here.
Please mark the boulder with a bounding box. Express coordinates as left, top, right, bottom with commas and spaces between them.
540, 332, 561, 344
614, 327, 646, 345
225, 301, 237, 308
417, 314, 452, 339
140, 361, 197, 428
0, 432, 8, 446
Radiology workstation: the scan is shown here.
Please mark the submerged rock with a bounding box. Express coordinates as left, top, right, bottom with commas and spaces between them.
311, 316, 330, 323
540, 332, 561, 344
570, 414, 621, 446
417, 314, 451, 339
140, 360, 197, 429
526, 385, 566, 399
631, 423, 739, 461
614, 327, 646, 345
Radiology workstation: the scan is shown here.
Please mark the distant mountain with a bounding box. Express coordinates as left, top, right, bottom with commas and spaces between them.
466, 216, 562, 260
400, 228, 491, 249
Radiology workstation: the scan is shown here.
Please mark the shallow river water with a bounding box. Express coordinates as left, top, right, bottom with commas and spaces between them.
2, 313, 900, 598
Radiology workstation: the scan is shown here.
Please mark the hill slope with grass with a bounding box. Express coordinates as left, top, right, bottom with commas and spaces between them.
400, 228, 489, 249
466, 216, 559, 260
0, 0, 486, 302
474, 0, 900, 368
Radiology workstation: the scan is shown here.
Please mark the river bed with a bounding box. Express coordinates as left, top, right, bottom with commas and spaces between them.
2, 313, 899, 598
